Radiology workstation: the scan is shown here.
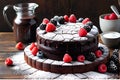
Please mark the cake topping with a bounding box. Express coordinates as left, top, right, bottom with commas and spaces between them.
38, 14, 98, 42
58, 16, 65, 24
82, 18, 90, 24
95, 50, 103, 58
31, 46, 38, 56
42, 18, 49, 24
98, 64, 107, 73
29, 42, 37, 50
64, 15, 69, 22
85, 52, 96, 61
50, 18, 57, 26
46, 22, 56, 32
78, 17, 84, 22
63, 53, 72, 63
69, 14, 77, 23
78, 28, 87, 37
77, 55, 85, 62
39, 23, 47, 30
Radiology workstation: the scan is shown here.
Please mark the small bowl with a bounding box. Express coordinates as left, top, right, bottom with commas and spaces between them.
100, 31, 120, 48
99, 13, 120, 33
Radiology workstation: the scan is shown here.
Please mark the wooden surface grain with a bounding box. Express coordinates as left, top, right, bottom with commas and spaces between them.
0, 32, 119, 79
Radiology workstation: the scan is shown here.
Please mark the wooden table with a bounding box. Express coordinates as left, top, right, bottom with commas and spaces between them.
0, 32, 119, 79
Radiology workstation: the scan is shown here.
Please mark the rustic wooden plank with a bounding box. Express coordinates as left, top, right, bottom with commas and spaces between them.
0, 32, 17, 53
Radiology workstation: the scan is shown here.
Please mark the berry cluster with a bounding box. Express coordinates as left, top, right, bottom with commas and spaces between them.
107, 49, 119, 73
63, 47, 103, 63
78, 18, 93, 37
39, 14, 93, 35
104, 13, 118, 20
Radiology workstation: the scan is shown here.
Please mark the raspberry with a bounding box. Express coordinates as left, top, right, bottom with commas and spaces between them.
69, 14, 76, 23
46, 22, 56, 32
82, 18, 90, 24
29, 43, 36, 51
63, 53, 72, 63
109, 13, 118, 20
31, 46, 38, 56
104, 15, 110, 20
98, 64, 107, 73
5, 58, 13, 66
77, 55, 85, 62
64, 15, 69, 22
78, 28, 87, 37
15, 42, 24, 50
42, 18, 49, 24
95, 50, 102, 58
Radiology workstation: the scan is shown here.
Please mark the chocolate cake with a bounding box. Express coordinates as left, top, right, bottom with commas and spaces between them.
36, 16, 99, 61
24, 14, 109, 73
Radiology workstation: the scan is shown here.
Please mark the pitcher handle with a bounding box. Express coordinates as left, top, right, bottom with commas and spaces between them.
3, 5, 13, 28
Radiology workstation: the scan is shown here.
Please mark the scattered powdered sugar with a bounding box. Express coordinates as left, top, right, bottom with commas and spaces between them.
103, 32, 120, 39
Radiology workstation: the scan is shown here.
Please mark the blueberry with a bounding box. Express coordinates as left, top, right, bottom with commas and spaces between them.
50, 18, 57, 26
53, 15, 59, 21
37, 51, 44, 58
58, 16, 65, 24
39, 23, 46, 30
78, 18, 84, 22
98, 47, 104, 53
86, 21, 93, 28
83, 25, 91, 32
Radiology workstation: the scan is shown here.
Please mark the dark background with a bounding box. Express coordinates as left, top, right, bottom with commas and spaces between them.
0, 0, 119, 32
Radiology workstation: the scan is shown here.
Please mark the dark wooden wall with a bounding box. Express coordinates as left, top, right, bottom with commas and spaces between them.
0, 0, 119, 32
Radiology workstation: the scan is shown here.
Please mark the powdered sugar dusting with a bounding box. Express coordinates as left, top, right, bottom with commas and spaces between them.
103, 32, 120, 39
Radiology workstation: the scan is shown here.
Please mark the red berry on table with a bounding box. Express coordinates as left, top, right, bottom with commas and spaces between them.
82, 18, 90, 24
78, 28, 87, 37
63, 53, 72, 63
29, 43, 36, 50
98, 64, 107, 73
95, 50, 102, 58
31, 46, 38, 56
77, 55, 85, 62
42, 18, 49, 24
104, 15, 110, 20
15, 42, 24, 50
69, 14, 77, 23
109, 13, 118, 20
64, 15, 69, 22
5, 58, 13, 66
46, 22, 56, 32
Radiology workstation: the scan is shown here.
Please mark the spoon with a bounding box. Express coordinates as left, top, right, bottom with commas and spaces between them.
110, 5, 120, 18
